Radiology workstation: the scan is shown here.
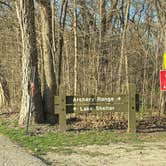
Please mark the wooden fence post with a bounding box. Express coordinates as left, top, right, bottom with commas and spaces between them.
58, 86, 66, 132
128, 84, 136, 133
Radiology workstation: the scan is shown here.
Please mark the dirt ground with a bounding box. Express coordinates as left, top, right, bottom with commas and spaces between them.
43, 141, 166, 166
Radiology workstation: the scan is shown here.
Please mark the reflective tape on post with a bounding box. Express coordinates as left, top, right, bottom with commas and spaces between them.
163, 53, 166, 69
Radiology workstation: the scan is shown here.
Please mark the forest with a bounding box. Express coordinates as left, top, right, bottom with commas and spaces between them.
0, 0, 166, 127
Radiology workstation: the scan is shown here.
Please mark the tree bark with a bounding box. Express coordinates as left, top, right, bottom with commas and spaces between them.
15, 0, 43, 125
37, 0, 57, 124
73, 0, 78, 96
58, 0, 68, 89
117, 0, 130, 93
97, 0, 107, 94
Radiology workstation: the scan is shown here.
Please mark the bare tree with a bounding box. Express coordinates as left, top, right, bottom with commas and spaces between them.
117, 0, 130, 93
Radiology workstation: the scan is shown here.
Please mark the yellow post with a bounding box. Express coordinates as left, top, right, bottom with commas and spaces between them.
163, 53, 166, 69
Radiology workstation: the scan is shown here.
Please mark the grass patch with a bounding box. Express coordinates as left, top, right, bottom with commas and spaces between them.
0, 120, 166, 156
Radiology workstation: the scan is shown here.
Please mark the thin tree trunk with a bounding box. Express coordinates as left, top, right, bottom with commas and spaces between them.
51, 0, 57, 80
97, 0, 107, 94
150, 38, 159, 115
118, 0, 130, 93
73, 0, 78, 96
64, 38, 71, 94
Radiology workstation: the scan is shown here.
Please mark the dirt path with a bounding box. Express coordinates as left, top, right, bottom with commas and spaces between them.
43, 142, 166, 166
0, 134, 47, 166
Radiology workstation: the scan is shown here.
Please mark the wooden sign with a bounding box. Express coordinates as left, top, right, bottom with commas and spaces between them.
54, 84, 137, 133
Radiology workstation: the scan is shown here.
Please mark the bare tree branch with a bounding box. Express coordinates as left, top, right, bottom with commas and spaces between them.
0, 0, 12, 9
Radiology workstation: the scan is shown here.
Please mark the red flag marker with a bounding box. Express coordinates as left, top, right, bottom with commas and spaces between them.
30, 81, 35, 97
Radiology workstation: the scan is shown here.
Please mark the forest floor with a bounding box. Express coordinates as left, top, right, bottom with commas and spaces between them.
0, 112, 165, 166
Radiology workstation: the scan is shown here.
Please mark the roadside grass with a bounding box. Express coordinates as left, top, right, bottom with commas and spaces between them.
0, 119, 166, 156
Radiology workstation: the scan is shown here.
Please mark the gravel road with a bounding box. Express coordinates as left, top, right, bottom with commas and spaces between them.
0, 134, 47, 166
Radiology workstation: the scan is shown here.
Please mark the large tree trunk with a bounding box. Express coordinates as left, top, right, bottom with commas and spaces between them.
15, 0, 43, 125
38, 0, 57, 123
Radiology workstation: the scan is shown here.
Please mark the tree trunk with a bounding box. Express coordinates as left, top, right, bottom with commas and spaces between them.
97, 0, 107, 94
15, 0, 43, 125
38, 0, 57, 124
73, 0, 78, 96
58, 0, 68, 90
117, 0, 130, 93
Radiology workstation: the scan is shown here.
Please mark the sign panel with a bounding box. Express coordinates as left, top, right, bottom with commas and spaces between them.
66, 95, 128, 113
160, 70, 166, 91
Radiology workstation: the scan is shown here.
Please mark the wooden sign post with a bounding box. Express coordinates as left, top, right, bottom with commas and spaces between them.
128, 84, 136, 133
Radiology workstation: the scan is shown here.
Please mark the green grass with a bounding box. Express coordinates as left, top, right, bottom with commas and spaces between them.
0, 120, 166, 155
